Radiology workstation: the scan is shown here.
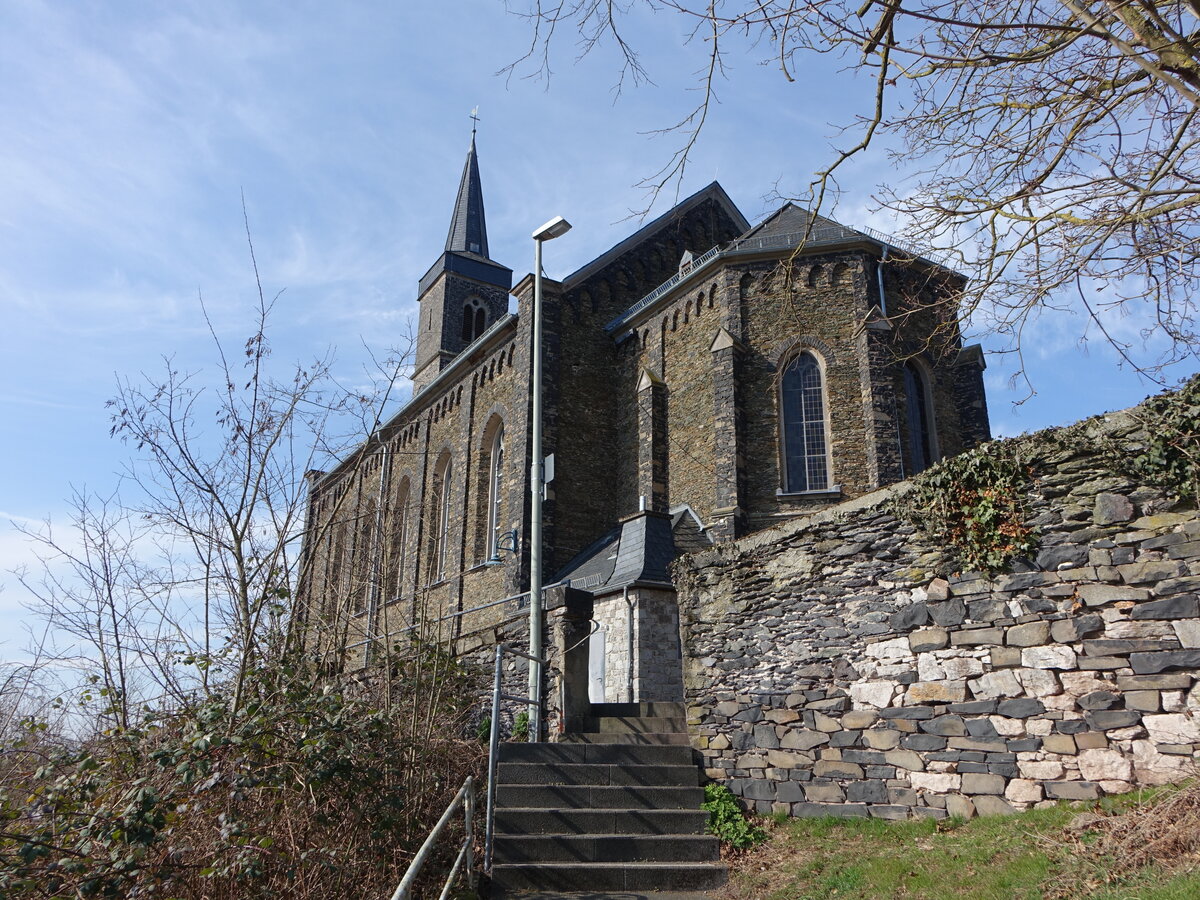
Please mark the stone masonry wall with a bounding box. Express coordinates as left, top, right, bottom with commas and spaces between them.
675, 403, 1200, 819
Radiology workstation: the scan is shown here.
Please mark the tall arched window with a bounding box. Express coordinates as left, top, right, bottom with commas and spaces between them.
353, 495, 376, 614
486, 426, 505, 560
780, 352, 830, 492
429, 454, 452, 582
391, 477, 411, 600
904, 362, 937, 474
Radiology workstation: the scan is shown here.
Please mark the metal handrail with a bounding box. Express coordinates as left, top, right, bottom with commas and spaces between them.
389, 775, 475, 900
484, 643, 545, 872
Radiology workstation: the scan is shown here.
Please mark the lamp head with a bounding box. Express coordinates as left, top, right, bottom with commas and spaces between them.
533, 216, 572, 241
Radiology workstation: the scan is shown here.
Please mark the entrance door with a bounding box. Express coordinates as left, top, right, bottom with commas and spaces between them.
588, 626, 606, 703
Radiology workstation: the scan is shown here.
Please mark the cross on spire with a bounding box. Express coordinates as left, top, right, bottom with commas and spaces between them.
470, 106, 480, 137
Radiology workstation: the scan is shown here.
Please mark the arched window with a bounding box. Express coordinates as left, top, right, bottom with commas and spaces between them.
486, 426, 505, 560
780, 352, 829, 492
461, 298, 487, 344
904, 362, 937, 474
429, 454, 452, 581
353, 495, 376, 613
391, 477, 411, 600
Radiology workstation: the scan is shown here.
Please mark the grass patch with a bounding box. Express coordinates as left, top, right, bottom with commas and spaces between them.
718, 786, 1200, 900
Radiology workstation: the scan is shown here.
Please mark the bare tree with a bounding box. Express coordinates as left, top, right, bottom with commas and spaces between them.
508, 0, 1200, 380
15, 490, 171, 729
16, 213, 414, 722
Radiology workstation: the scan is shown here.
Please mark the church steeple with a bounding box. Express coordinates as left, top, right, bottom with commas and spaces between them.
445, 134, 489, 258
411, 126, 514, 393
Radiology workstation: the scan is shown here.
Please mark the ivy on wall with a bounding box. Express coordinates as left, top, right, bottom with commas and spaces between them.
1120, 374, 1200, 503
893, 440, 1039, 574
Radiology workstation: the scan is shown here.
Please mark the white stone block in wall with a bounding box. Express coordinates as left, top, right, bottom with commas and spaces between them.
910, 772, 961, 793
1144, 713, 1200, 745
1132, 739, 1196, 785
942, 656, 986, 680
1078, 748, 1134, 782
1022, 645, 1077, 669
1060, 672, 1109, 695
866, 637, 912, 661
917, 653, 945, 682
850, 680, 896, 708
990, 715, 1027, 737
1109, 726, 1145, 742
1005, 779, 1043, 803
1019, 760, 1065, 780
1016, 667, 1062, 697
1099, 779, 1135, 794
1163, 690, 1186, 712
1026, 718, 1054, 736
968, 669, 1023, 700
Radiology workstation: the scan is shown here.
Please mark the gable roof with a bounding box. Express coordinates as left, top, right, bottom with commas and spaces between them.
562, 182, 749, 290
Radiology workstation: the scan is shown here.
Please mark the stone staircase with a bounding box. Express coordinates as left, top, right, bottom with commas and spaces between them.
489, 702, 726, 897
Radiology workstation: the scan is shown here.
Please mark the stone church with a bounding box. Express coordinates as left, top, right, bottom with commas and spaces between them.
297, 135, 991, 705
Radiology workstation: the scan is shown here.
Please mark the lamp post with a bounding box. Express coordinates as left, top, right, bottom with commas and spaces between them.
529, 214, 571, 742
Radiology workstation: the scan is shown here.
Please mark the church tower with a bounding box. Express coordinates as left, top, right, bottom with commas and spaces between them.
412, 133, 513, 391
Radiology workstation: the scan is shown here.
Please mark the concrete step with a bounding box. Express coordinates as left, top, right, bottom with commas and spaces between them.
499, 742, 695, 766
497, 762, 699, 786
583, 716, 687, 734
589, 702, 688, 718
490, 862, 726, 893
559, 731, 691, 745
493, 808, 709, 836
497, 784, 704, 810
492, 833, 720, 864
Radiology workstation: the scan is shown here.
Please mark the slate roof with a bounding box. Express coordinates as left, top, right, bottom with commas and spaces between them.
554, 511, 681, 595
737, 203, 865, 244
444, 134, 490, 257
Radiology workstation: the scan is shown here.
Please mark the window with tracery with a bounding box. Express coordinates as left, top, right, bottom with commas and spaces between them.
780, 352, 830, 492
391, 477, 410, 600
430, 454, 452, 581
904, 362, 936, 474
486, 426, 505, 560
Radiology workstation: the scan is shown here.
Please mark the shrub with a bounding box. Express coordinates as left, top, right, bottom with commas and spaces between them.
702, 782, 766, 850
0, 648, 485, 899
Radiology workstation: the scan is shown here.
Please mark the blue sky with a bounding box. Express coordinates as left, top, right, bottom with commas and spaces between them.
1, 0, 1192, 659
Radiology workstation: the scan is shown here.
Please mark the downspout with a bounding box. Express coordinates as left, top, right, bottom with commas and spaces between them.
624, 586, 636, 702
876, 244, 889, 317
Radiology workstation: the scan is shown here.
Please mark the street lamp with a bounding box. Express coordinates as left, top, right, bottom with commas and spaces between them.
529, 214, 571, 742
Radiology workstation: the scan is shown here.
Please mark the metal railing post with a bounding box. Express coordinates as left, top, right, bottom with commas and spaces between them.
464, 773, 475, 890
484, 644, 503, 872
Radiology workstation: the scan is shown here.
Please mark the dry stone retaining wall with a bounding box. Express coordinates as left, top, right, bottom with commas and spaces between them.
675, 405, 1200, 819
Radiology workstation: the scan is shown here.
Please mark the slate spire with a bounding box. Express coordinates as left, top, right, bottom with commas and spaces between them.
444, 133, 489, 258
